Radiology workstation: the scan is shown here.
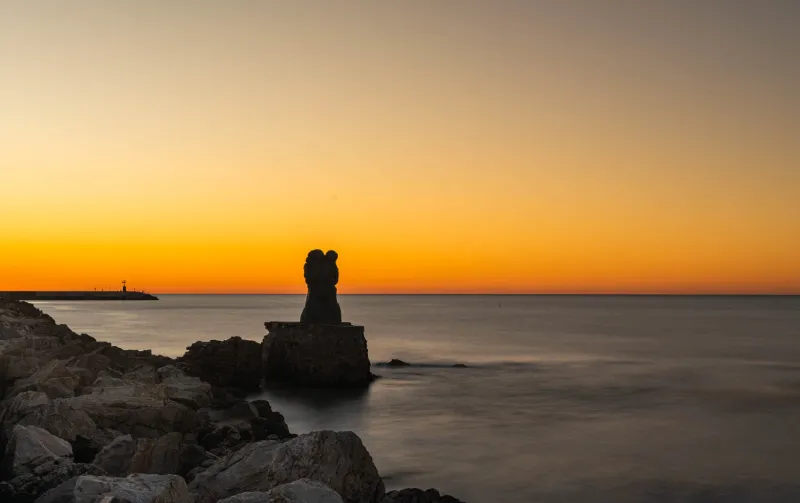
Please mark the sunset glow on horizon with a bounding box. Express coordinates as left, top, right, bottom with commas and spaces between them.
2, 1, 799, 294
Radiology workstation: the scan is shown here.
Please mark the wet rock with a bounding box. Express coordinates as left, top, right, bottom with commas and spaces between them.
265, 430, 384, 503
262, 323, 373, 388
380, 489, 465, 503
179, 337, 262, 392
187, 439, 284, 503
2, 425, 73, 479
218, 479, 344, 503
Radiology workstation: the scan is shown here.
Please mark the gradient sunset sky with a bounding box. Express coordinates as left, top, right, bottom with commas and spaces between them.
2, 1, 798, 294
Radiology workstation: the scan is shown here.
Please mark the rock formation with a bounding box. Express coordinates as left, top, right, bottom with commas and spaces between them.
0, 298, 463, 503
261, 250, 375, 388
300, 249, 342, 325
178, 337, 262, 392
262, 322, 373, 388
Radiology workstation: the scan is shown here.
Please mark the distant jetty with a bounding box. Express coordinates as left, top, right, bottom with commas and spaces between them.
0, 291, 158, 301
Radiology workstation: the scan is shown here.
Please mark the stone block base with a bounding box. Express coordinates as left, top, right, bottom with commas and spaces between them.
261, 322, 373, 388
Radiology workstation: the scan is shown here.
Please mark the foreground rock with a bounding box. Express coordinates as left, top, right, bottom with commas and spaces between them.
188, 439, 283, 503
266, 430, 384, 503
179, 337, 262, 392
262, 323, 373, 388
36, 473, 190, 503
2, 425, 72, 479
218, 479, 344, 503
190, 430, 383, 503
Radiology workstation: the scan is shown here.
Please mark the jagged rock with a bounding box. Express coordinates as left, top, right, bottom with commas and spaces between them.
8, 360, 86, 399
265, 431, 384, 503
72, 429, 123, 464
195, 400, 291, 457
156, 366, 212, 410
92, 435, 136, 477
187, 439, 284, 503
62, 376, 196, 438
6, 460, 104, 503
70, 473, 190, 503
3, 396, 97, 443
218, 479, 344, 503
2, 425, 73, 479
262, 323, 373, 388
380, 489, 465, 503
129, 432, 184, 475
179, 337, 262, 392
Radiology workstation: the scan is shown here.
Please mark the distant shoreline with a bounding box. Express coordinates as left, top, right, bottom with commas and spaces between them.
1, 291, 158, 301
85, 292, 798, 297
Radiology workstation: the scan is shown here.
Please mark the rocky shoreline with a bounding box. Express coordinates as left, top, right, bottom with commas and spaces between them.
0, 300, 464, 503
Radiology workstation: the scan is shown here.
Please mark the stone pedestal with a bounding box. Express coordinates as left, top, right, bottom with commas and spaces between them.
261, 322, 374, 388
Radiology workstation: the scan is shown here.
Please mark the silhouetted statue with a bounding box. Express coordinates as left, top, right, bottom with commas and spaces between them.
300, 249, 342, 324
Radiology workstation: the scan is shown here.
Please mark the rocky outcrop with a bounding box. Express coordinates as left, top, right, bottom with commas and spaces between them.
380, 489, 465, 503
179, 337, 262, 392
1, 300, 464, 503
262, 323, 374, 388
265, 430, 384, 503
218, 479, 345, 503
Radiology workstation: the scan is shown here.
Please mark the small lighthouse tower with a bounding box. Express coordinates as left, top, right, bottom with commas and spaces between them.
121, 280, 127, 293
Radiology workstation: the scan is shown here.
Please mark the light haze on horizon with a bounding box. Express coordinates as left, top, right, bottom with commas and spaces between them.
2, 1, 798, 294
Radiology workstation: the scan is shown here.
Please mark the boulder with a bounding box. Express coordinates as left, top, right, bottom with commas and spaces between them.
187, 440, 283, 503
7, 360, 86, 399
92, 435, 136, 477
7, 461, 104, 503
195, 400, 291, 457
70, 473, 190, 503
262, 323, 373, 388
2, 425, 73, 479
62, 378, 196, 438
156, 366, 212, 410
129, 432, 184, 475
218, 479, 344, 503
380, 489, 465, 503
178, 337, 262, 392
265, 431, 384, 503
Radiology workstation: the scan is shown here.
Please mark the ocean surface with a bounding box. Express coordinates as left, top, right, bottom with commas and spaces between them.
32, 295, 800, 503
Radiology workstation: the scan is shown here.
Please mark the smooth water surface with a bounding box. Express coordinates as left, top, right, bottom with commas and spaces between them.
34, 295, 800, 502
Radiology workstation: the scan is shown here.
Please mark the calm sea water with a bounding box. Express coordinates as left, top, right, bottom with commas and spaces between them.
33, 295, 800, 503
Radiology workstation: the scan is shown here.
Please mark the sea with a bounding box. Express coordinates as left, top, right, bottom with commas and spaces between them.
32, 295, 800, 503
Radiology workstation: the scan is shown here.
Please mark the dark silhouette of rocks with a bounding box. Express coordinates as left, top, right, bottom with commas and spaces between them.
262, 250, 375, 389
262, 322, 373, 389
300, 249, 342, 325
386, 359, 411, 367
178, 337, 262, 392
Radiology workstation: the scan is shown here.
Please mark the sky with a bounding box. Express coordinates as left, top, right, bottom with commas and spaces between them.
1, 1, 798, 294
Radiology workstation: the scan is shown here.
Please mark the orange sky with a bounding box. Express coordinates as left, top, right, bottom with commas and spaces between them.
1, 2, 799, 294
